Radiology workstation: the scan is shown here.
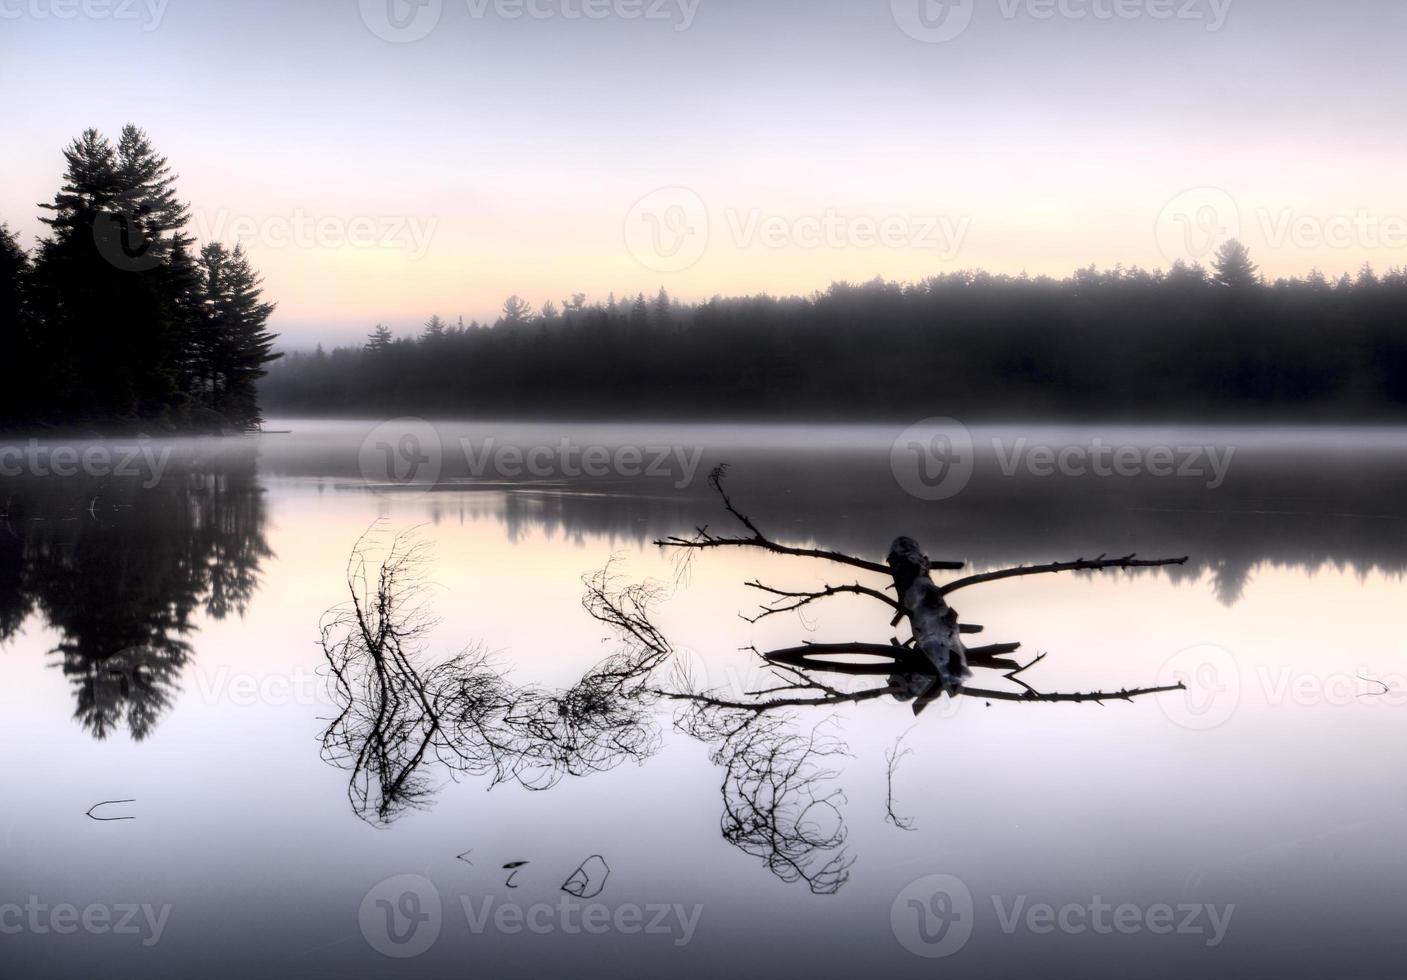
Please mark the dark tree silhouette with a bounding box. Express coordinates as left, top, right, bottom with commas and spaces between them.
5, 125, 278, 431
261, 244, 1407, 422
365, 323, 394, 353
197, 242, 281, 426
1212, 238, 1259, 289
0, 223, 36, 422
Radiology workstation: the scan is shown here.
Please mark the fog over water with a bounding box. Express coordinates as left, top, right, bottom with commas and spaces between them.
2, 420, 1406, 978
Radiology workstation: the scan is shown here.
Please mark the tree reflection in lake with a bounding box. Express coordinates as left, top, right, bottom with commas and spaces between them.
319, 528, 668, 823
0, 446, 270, 739
319, 478, 1182, 894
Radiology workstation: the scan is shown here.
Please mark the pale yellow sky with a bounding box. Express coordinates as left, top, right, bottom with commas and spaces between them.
3, 0, 1405, 345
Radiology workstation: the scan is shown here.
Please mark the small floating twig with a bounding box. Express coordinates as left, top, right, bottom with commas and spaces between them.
86, 799, 136, 821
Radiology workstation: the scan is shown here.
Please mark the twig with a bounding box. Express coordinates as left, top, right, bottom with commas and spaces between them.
86, 800, 136, 821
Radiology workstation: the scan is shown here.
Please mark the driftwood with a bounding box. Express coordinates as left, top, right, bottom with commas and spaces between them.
656, 466, 1189, 715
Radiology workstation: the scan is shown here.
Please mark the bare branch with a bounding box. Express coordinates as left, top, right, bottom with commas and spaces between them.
742, 580, 901, 623
939, 553, 1189, 596
655, 466, 964, 575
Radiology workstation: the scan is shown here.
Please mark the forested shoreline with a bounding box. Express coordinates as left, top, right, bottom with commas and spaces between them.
262, 242, 1407, 422
0, 127, 279, 433
6, 129, 1407, 428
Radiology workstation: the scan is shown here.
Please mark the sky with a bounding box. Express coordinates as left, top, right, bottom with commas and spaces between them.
2, 0, 1405, 348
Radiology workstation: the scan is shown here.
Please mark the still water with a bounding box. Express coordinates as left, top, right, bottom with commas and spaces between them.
3, 420, 1407, 978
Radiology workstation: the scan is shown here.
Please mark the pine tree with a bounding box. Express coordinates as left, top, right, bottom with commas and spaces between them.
111, 124, 192, 268
0, 224, 35, 423
650, 286, 672, 328
422, 314, 447, 341
367, 324, 394, 352
198, 242, 280, 428
501, 294, 532, 326
1211, 239, 1259, 289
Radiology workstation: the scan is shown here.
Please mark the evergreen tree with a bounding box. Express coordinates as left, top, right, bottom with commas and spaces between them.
501, 294, 532, 326
11, 125, 278, 430
651, 286, 673, 328
198, 242, 280, 428
367, 324, 394, 352
422, 314, 447, 341
0, 224, 35, 423
1211, 239, 1259, 288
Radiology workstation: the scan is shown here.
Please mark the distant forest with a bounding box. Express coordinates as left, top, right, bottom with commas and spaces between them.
263, 242, 1407, 421
0, 126, 279, 432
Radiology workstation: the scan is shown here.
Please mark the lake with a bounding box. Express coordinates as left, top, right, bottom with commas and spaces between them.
3, 419, 1406, 979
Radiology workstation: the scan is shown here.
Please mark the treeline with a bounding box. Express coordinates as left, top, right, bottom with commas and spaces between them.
261, 242, 1407, 420
0, 126, 279, 432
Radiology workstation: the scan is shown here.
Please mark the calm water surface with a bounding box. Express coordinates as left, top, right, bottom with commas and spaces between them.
4, 420, 1407, 978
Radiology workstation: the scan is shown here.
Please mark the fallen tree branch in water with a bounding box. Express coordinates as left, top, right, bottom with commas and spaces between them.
939, 553, 1190, 597
655, 466, 966, 576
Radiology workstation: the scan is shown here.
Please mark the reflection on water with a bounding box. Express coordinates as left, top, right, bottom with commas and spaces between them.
5, 421, 1407, 978
315, 480, 1184, 895
319, 528, 667, 823
0, 444, 270, 738
259, 421, 1407, 606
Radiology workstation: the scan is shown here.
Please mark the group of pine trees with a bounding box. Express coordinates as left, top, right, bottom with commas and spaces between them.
262, 240, 1407, 420
0, 126, 279, 431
